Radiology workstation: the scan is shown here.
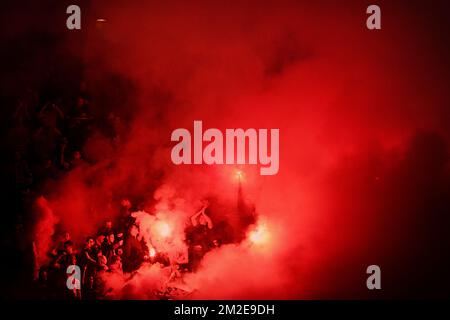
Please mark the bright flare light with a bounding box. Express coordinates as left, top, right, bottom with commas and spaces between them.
156, 221, 172, 238
248, 224, 270, 245
235, 170, 244, 181
149, 247, 156, 257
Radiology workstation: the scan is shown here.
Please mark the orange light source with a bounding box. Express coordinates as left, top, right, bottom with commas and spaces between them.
235, 169, 244, 181
249, 224, 269, 245
156, 221, 171, 238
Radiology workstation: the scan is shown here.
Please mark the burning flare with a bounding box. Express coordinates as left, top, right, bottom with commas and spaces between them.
248, 223, 270, 245
155, 221, 172, 238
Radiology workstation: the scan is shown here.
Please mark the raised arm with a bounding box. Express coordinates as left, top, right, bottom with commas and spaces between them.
202, 211, 213, 229
190, 206, 206, 226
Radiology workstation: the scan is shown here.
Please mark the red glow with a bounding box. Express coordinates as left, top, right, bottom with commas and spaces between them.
248, 223, 270, 245
234, 169, 245, 182
20, 0, 450, 300
155, 221, 171, 238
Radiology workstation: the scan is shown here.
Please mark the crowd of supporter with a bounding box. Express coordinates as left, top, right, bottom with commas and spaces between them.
9, 86, 220, 299
12, 84, 126, 195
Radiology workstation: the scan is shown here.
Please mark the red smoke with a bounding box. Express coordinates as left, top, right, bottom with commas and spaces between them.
28, 0, 450, 298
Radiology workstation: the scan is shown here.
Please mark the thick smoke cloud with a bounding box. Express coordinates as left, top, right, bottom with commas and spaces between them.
5, 0, 450, 298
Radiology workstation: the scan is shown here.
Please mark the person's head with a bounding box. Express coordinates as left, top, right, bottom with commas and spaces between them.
63, 232, 70, 241
171, 263, 180, 271
117, 248, 123, 256
64, 240, 74, 254
107, 233, 115, 243
76, 96, 85, 108
105, 221, 112, 229
202, 199, 210, 207
96, 234, 105, 245
86, 237, 94, 248
121, 198, 131, 209
129, 225, 139, 238
57, 231, 68, 243
73, 151, 81, 160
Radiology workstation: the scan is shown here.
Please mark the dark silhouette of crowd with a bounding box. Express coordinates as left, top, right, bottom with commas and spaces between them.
7, 85, 222, 299
11, 85, 126, 196
38, 215, 150, 300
